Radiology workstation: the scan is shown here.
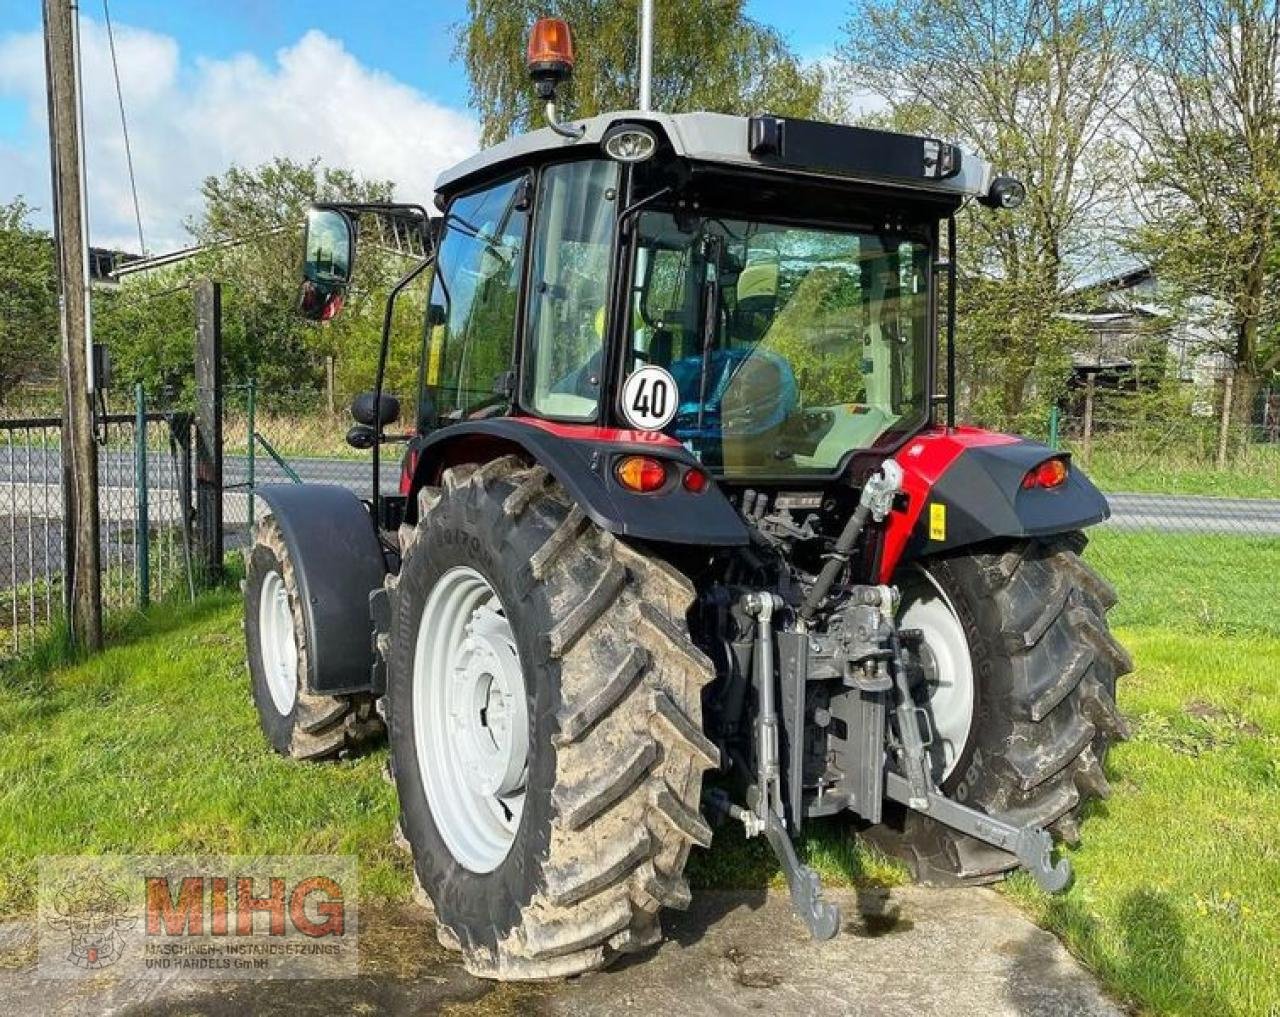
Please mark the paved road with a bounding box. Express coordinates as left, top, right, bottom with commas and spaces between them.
3, 446, 1278, 597
0, 885, 1121, 1016
3, 446, 1278, 532
1105, 491, 1280, 535
6, 447, 1278, 529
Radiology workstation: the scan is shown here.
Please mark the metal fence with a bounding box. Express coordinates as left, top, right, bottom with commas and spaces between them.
221, 383, 397, 550
0, 391, 195, 662
1037, 413, 1280, 638
11, 372, 1271, 661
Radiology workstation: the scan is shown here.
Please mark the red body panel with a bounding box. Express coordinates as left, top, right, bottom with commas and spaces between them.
878, 426, 1018, 582
399, 416, 682, 496
513, 417, 682, 447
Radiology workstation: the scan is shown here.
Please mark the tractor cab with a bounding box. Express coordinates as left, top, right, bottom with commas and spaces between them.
419, 108, 1018, 486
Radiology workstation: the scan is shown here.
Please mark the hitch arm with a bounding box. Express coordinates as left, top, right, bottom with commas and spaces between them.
884, 772, 1073, 893
704, 790, 842, 941
764, 814, 841, 941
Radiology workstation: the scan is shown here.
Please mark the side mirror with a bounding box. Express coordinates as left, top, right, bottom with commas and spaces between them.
297, 207, 355, 322
351, 391, 400, 427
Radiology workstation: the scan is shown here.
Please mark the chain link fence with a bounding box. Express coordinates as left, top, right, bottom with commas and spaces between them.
1034, 411, 1280, 638
221, 383, 399, 552
7, 372, 1274, 662
0, 389, 195, 663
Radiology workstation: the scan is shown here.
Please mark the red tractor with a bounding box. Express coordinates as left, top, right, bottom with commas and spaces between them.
243, 17, 1128, 980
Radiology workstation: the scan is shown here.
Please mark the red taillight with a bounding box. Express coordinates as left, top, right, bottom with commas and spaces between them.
615, 455, 668, 493
320, 293, 344, 321
681, 467, 709, 494
1022, 457, 1069, 490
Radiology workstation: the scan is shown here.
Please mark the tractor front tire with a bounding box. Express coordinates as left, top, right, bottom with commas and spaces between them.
870, 533, 1131, 883
388, 457, 717, 980
243, 517, 383, 760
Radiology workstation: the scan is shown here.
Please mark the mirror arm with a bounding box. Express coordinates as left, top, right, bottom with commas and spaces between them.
371, 251, 437, 522
312, 201, 433, 249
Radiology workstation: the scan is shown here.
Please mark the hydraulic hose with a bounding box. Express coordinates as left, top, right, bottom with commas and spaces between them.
797, 461, 903, 624
798, 502, 872, 624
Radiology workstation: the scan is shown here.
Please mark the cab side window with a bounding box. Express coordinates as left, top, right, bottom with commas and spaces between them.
419, 176, 529, 428
522, 159, 620, 421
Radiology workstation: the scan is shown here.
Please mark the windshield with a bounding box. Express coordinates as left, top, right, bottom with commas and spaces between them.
628, 212, 932, 476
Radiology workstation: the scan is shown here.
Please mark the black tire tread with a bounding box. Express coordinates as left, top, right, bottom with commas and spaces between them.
872, 533, 1129, 885
402, 458, 717, 980
248, 518, 383, 761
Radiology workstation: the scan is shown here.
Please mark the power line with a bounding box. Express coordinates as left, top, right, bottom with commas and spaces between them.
102, 0, 146, 256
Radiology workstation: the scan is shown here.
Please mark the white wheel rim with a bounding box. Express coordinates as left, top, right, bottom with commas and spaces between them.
413, 566, 528, 874
258, 570, 298, 716
898, 568, 975, 783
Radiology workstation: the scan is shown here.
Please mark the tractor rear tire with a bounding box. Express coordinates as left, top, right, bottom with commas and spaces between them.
388, 457, 717, 980
867, 532, 1131, 884
244, 517, 384, 760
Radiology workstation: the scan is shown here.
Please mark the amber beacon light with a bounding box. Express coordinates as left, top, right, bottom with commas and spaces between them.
527, 17, 575, 94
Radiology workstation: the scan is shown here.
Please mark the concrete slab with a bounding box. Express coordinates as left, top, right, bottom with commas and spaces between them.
546, 887, 1123, 1017
0, 887, 1121, 1017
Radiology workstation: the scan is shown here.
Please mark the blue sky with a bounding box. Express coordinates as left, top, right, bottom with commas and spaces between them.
0, 0, 848, 249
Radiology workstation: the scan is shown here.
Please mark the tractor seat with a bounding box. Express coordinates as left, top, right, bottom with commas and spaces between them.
669, 348, 798, 440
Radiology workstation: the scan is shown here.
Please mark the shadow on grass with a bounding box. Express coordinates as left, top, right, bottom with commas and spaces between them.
0, 583, 239, 704
1008, 887, 1236, 1017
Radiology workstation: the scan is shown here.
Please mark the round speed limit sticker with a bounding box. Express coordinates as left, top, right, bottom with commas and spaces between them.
620, 366, 679, 431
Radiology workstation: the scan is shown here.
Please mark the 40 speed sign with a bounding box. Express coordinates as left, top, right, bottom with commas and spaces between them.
620, 366, 679, 431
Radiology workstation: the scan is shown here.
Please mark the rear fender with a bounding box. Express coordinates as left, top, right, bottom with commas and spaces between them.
878, 427, 1109, 581
255, 484, 386, 695
401, 418, 749, 547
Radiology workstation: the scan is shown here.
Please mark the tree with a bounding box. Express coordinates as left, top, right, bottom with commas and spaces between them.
1130, 0, 1280, 428
463, 0, 824, 144
188, 158, 405, 402
0, 198, 58, 398
100, 158, 427, 407
836, 0, 1140, 427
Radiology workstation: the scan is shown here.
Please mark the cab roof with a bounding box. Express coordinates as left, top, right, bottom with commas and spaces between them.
435, 110, 998, 205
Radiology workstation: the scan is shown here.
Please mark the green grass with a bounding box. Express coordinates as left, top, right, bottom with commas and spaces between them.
1068, 438, 1280, 500
0, 590, 409, 917
1087, 530, 1280, 637
1002, 626, 1280, 1016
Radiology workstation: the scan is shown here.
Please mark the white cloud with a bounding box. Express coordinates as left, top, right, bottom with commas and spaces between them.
797, 47, 891, 124
0, 22, 480, 253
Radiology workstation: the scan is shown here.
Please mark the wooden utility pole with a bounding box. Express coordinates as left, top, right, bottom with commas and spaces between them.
194, 280, 224, 582
43, 0, 102, 650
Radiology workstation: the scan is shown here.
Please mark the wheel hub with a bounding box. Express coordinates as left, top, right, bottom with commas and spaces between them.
450, 606, 529, 799
258, 570, 298, 716
412, 567, 529, 874
898, 569, 975, 784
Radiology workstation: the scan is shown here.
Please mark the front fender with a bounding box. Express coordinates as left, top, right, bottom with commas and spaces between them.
404, 418, 749, 547
879, 427, 1109, 581
255, 484, 386, 695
